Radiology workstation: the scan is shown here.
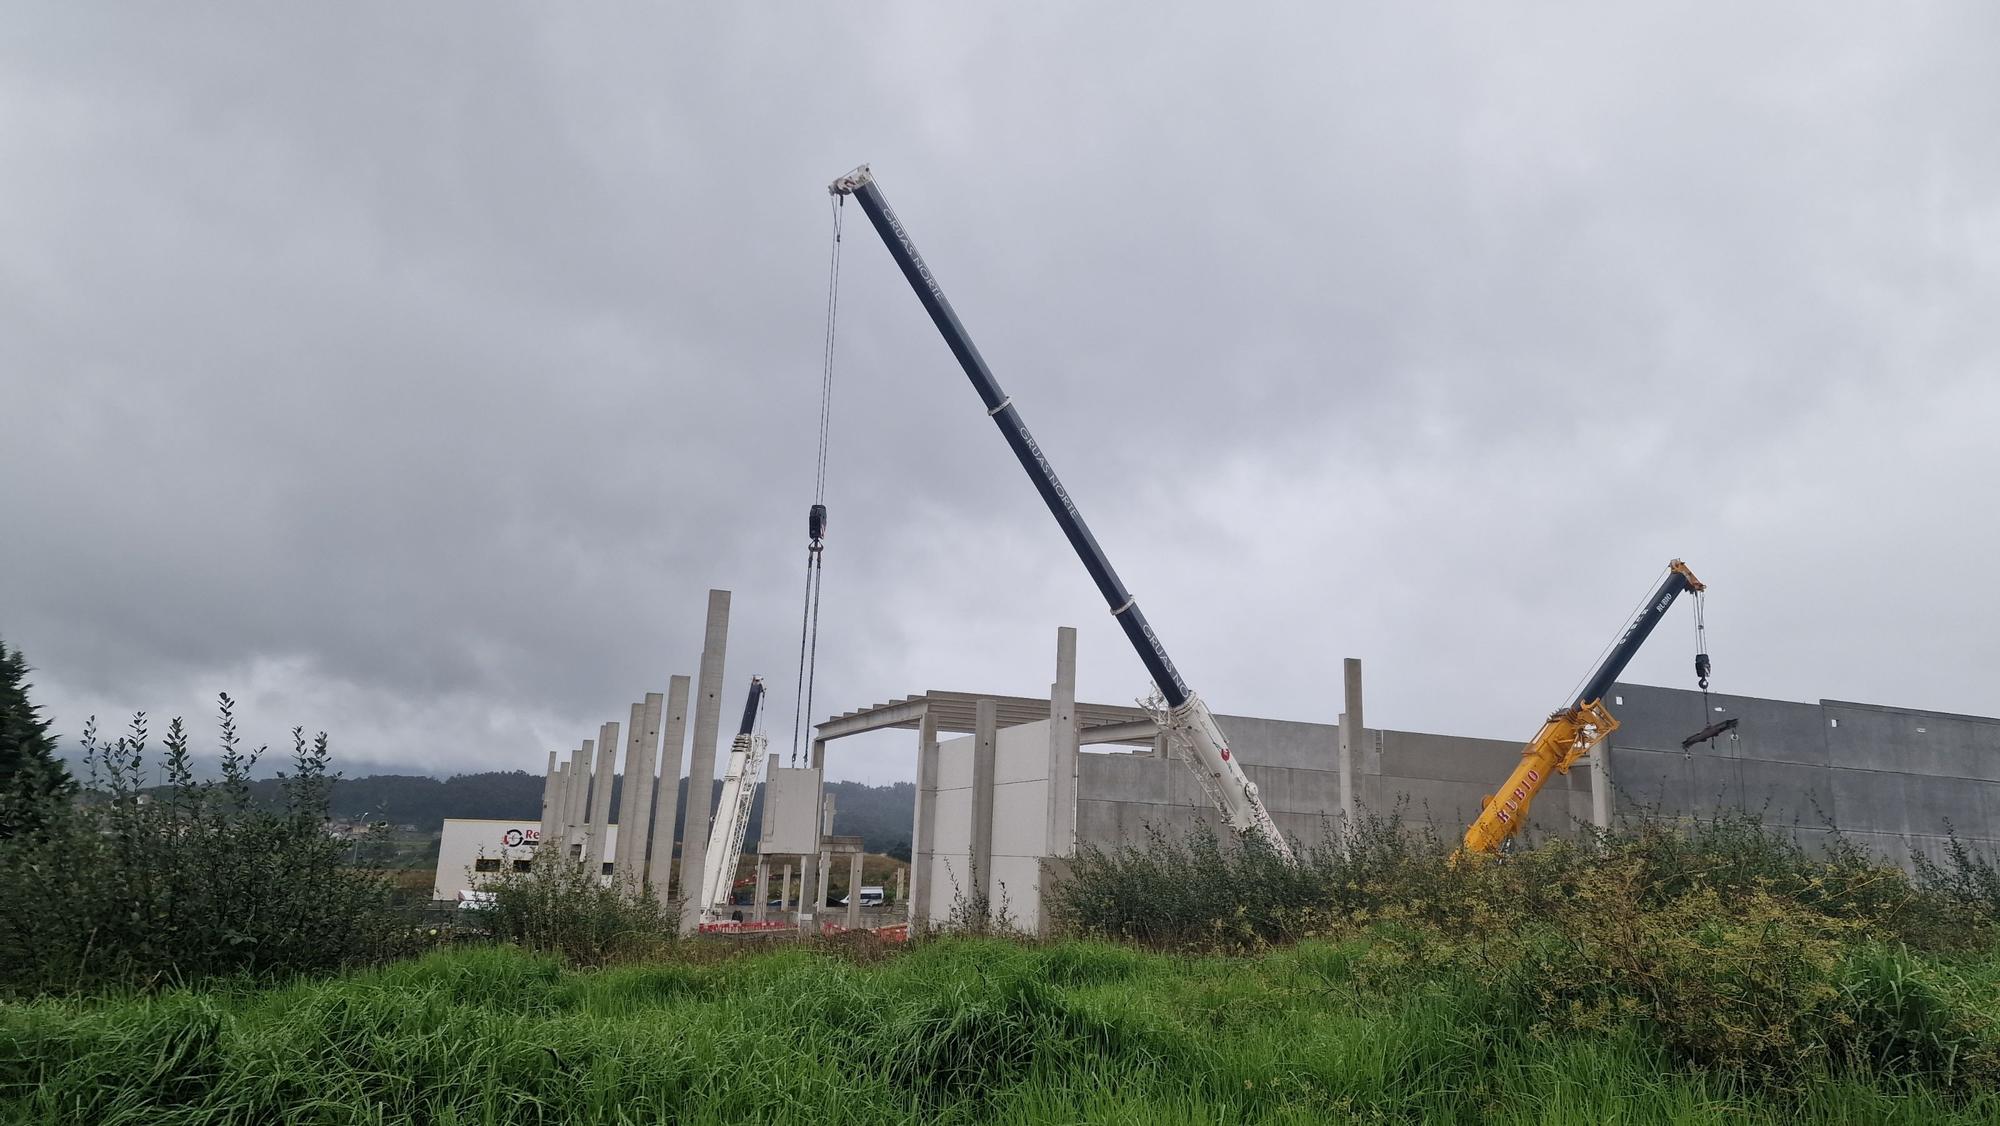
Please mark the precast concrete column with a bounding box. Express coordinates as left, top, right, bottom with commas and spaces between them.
1338, 658, 1364, 839
971, 699, 998, 906
678, 590, 731, 927
566, 743, 592, 860
585, 723, 620, 872
753, 861, 770, 922
648, 676, 691, 899
1046, 627, 1079, 857
801, 791, 835, 929
536, 751, 560, 852
798, 738, 827, 930
1590, 739, 1614, 838
781, 862, 793, 910
893, 866, 906, 910
546, 762, 570, 852
845, 850, 863, 929
610, 702, 643, 882
615, 695, 663, 891
910, 708, 939, 930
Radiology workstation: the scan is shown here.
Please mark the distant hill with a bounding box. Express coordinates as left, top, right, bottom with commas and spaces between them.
219, 770, 917, 855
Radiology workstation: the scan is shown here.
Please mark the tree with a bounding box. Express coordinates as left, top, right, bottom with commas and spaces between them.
0, 638, 71, 837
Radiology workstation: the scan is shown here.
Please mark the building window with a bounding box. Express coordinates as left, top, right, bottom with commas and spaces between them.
512, 859, 533, 873
601, 862, 615, 875
474, 858, 501, 873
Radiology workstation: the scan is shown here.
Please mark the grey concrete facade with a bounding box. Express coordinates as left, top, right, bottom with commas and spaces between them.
1603, 682, 2000, 867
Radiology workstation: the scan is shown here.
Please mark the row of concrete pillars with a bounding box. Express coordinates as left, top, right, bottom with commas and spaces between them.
534, 588, 739, 929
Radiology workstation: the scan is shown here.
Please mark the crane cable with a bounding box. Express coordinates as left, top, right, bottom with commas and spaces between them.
791, 196, 844, 767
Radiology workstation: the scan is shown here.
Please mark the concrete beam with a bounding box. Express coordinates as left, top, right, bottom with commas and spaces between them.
1046, 627, 1079, 858
815, 698, 929, 741
678, 590, 731, 928
1079, 720, 1159, 745
971, 699, 997, 904
648, 675, 691, 900
585, 721, 619, 872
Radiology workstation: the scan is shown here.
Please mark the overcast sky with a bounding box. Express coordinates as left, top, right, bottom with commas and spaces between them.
4, 5, 1995, 786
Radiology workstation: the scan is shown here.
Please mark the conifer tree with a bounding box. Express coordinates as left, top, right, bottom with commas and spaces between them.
0, 638, 72, 836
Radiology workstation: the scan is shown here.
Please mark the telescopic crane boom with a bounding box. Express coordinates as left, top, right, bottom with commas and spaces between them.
699, 676, 767, 921
1461, 560, 1707, 855
829, 165, 1292, 861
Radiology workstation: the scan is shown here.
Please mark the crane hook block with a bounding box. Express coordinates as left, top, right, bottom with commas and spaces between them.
808, 503, 828, 546
1694, 652, 1711, 689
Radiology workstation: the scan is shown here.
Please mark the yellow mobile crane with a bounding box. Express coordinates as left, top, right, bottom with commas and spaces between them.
1462, 560, 1716, 855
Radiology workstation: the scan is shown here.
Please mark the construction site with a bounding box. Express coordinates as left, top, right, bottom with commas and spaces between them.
461, 165, 2000, 940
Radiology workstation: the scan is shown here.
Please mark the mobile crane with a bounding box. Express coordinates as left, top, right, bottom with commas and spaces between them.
829, 165, 1293, 861
699, 676, 767, 921
1460, 560, 1709, 855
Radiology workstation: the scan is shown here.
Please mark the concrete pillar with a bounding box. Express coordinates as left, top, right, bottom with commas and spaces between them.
585, 722, 619, 873
566, 742, 592, 860
911, 708, 939, 930
781, 862, 793, 910
798, 740, 827, 929
1591, 739, 1614, 836
1338, 658, 1364, 837
647, 675, 691, 900
753, 860, 770, 922
801, 791, 835, 927
615, 695, 663, 891
1046, 627, 1079, 857
971, 699, 997, 906
537, 751, 560, 853
845, 850, 863, 929
678, 590, 731, 927
894, 866, 906, 910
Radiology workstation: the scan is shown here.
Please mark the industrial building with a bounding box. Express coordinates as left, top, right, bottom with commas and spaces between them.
432, 819, 621, 902
793, 626, 2000, 935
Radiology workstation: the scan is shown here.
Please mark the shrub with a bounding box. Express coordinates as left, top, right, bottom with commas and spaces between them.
0, 698, 412, 995
480, 853, 680, 965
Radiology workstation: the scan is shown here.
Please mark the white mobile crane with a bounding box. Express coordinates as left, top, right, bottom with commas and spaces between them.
830, 166, 1292, 860
698, 676, 767, 922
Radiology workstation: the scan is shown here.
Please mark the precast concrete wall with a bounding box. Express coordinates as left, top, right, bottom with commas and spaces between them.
926, 732, 976, 924
989, 720, 1052, 929
1073, 715, 1581, 852
1607, 682, 2000, 867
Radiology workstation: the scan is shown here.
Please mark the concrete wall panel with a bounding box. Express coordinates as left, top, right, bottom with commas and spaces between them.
1824, 702, 2000, 780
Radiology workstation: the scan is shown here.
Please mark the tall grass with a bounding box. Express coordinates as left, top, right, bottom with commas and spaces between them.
3, 940, 1998, 1125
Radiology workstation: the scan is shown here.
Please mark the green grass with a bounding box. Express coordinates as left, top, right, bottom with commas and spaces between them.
4, 939, 1998, 1125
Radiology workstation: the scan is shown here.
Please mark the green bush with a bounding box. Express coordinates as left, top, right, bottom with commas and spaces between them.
0, 698, 412, 995
480, 852, 680, 966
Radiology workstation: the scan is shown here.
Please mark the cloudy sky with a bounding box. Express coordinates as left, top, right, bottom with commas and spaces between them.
4, 5, 1995, 786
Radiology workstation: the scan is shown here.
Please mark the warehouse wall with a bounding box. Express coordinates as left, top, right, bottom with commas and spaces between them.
1606, 682, 2000, 867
